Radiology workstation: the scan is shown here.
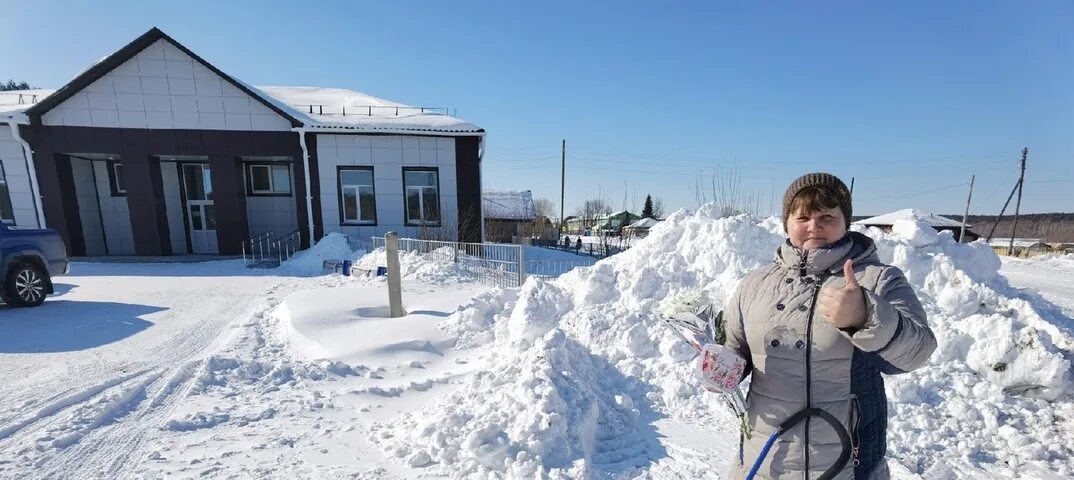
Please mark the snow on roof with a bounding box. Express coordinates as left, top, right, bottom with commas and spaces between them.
255, 86, 484, 135
853, 209, 965, 228
627, 217, 661, 229
1, 29, 483, 134
0, 89, 57, 122
482, 190, 535, 220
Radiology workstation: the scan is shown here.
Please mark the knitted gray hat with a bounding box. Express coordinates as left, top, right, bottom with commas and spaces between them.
782, 172, 852, 231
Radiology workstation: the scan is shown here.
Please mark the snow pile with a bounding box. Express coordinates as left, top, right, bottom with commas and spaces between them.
372, 207, 780, 477
354, 246, 476, 284
373, 208, 1074, 478
368, 328, 648, 477
280, 233, 361, 276
859, 220, 1074, 476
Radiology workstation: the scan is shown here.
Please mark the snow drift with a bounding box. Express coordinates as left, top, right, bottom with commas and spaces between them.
372, 206, 1074, 478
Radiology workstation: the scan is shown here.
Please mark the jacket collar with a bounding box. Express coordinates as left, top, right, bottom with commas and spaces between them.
775, 232, 877, 277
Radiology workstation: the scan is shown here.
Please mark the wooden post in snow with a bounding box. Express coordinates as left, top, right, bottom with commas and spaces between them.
385, 231, 405, 318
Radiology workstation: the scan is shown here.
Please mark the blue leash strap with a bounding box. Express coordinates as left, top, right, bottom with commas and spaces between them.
744, 407, 852, 480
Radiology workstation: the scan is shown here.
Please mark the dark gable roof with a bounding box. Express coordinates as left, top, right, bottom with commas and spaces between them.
25, 27, 302, 127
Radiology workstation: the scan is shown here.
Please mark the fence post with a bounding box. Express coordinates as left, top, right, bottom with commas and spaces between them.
386, 231, 405, 318
517, 244, 526, 287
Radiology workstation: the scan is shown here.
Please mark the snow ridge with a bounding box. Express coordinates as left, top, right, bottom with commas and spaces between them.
375, 207, 1074, 478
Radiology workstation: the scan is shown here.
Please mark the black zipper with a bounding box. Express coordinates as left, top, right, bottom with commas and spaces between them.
804, 268, 828, 478
850, 394, 861, 467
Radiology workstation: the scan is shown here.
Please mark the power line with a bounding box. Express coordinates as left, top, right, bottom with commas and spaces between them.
866, 182, 969, 201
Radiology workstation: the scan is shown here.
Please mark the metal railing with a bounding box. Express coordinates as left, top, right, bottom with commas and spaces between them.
294, 104, 457, 117
242, 232, 275, 267
275, 230, 301, 264
369, 236, 596, 287
526, 258, 597, 279
241, 230, 301, 268
546, 240, 632, 259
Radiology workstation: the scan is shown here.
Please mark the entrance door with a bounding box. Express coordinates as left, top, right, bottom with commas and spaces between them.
181, 164, 218, 254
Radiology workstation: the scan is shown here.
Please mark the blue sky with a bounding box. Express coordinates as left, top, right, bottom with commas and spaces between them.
3, 1, 1071, 217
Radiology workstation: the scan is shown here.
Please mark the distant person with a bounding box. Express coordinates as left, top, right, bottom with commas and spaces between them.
708, 172, 936, 479
563, 236, 571, 249
575, 237, 582, 253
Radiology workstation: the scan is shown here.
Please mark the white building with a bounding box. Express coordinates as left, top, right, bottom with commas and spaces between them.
0, 27, 485, 256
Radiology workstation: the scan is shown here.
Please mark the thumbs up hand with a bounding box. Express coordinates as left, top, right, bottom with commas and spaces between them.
818, 260, 867, 330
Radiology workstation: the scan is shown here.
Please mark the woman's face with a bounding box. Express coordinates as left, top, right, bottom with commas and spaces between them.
788, 207, 847, 250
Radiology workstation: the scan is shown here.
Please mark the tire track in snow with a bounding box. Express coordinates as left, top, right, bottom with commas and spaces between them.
0, 273, 304, 479
0, 369, 149, 442
37, 279, 307, 478
40, 359, 204, 478
37, 302, 293, 477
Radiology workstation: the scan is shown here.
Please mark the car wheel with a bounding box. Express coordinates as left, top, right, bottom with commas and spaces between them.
5, 264, 48, 307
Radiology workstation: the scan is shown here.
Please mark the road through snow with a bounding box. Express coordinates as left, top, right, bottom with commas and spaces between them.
0, 261, 299, 478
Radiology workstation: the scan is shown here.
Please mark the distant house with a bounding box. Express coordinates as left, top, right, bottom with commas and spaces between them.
623, 217, 661, 238
483, 190, 535, 243
565, 210, 641, 235
853, 209, 979, 242
987, 238, 1055, 257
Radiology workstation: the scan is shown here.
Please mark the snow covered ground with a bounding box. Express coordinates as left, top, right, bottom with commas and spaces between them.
1, 218, 1072, 479
1000, 255, 1074, 316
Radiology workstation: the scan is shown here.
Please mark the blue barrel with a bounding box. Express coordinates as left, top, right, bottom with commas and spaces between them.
342, 260, 352, 276
376, 266, 388, 276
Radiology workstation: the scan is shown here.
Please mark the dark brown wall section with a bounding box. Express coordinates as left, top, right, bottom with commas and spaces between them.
27, 125, 308, 256
53, 154, 86, 256
454, 136, 483, 243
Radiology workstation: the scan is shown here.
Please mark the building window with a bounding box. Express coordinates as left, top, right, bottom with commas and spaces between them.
338, 167, 376, 225
0, 163, 13, 224
247, 164, 292, 195
107, 161, 126, 196
403, 168, 440, 226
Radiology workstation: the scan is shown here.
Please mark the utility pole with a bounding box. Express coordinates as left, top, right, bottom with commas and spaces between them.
560, 139, 566, 238
1007, 148, 1028, 256
986, 181, 1019, 242
960, 174, 975, 243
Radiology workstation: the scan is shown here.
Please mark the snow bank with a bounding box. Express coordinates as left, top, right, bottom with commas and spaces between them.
279, 234, 479, 284
354, 246, 476, 284
372, 206, 1074, 478
280, 233, 361, 276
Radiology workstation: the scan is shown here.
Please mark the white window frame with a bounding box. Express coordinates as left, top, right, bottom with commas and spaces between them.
247, 164, 291, 195
403, 168, 440, 226
109, 161, 126, 195
339, 167, 376, 225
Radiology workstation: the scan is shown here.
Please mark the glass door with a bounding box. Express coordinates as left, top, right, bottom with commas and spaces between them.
182, 164, 217, 254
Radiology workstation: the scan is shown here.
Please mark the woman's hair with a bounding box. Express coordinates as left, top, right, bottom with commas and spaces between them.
786, 186, 844, 219
781, 172, 853, 230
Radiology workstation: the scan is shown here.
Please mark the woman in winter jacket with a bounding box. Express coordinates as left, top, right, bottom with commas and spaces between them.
723, 173, 937, 480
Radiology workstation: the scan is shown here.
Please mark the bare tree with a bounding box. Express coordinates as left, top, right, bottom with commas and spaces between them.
709, 165, 764, 217
575, 198, 611, 231
651, 196, 666, 219
533, 198, 557, 223
527, 197, 558, 241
